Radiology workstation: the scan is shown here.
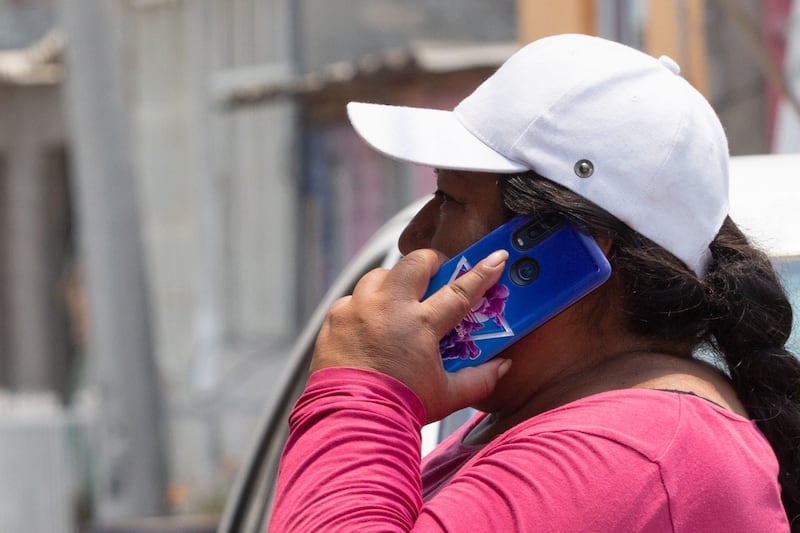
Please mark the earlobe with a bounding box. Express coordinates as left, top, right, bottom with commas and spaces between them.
594, 236, 614, 256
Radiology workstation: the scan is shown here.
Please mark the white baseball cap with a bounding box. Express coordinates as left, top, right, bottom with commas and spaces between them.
347, 34, 730, 276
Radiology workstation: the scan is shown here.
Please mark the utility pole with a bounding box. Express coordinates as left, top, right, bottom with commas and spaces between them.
60, 0, 167, 520
644, 0, 709, 95
517, 0, 595, 42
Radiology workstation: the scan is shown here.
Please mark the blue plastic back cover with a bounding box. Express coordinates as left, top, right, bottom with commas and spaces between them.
423, 215, 611, 372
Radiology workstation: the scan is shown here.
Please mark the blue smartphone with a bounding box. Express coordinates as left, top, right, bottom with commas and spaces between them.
423, 215, 612, 372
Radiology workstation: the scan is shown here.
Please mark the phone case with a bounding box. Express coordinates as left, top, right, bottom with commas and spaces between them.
423, 215, 611, 372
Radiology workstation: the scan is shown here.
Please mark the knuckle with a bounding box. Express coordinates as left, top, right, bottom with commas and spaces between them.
443, 282, 472, 313
403, 248, 438, 268
329, 295, 351, 311
452, 265, 490, 296
361, 267, 388, 282
326, 296, 352, 322
401, 250, 425, 266
468, 264, 491, 284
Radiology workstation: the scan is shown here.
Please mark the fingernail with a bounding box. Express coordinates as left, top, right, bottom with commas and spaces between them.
484, 250, 508, 267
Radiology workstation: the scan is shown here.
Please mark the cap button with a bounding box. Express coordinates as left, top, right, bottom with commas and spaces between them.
574, 159, 594, 178
659, 55, 681, 75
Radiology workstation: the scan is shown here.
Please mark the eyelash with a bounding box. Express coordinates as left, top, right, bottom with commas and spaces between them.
433, 170, 458, 207
434, 189, 454, 204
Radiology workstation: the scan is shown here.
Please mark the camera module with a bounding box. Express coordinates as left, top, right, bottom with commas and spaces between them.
510, 257, 540, 286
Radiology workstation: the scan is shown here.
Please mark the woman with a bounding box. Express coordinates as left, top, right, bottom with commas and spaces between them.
269, 34, 798, 531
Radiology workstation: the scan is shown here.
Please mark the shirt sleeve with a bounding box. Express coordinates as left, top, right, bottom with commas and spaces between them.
267, 367, 428, 532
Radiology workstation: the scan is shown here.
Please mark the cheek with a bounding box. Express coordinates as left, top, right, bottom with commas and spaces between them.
430, 225, 479, 257
434, 215, 504, 258
401, 216, 481, 258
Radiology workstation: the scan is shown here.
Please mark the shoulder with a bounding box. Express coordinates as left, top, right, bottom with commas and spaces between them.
423, 389, 787, 531
502, 388, 771, 462
476, 388, 786, 530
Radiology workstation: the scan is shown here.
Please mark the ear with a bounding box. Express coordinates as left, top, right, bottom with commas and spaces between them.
594, 236, 614, 256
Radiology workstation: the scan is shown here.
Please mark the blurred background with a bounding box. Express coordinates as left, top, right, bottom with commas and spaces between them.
0, 0, 798, 531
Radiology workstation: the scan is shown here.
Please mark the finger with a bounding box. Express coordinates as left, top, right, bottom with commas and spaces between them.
385, 249, 447, 300
428, 358, 512, 422
424, 250, 508, 338
326, 294, 352, 315
350, 266, 389, 298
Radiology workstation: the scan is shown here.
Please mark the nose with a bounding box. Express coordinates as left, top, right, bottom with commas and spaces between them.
398, 197, 439, 256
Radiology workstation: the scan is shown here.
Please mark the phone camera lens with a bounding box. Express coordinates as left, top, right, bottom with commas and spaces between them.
510, 257, 540, 286
512, 216, 564, 251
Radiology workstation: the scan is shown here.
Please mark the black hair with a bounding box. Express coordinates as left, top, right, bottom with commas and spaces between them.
500, 171, 800, 528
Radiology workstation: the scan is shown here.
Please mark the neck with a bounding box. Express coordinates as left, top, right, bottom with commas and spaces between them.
463, 350, 743, 446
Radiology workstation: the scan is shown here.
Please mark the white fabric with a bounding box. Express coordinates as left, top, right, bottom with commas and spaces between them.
347, 34, 730, 276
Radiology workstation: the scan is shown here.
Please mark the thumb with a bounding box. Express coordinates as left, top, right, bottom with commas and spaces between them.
429, 358, 512, 422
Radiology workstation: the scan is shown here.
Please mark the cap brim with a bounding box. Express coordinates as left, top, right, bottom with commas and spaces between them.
347, 102, 528, 173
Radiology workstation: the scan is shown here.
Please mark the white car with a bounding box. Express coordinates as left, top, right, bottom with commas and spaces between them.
217, 154, 800, 533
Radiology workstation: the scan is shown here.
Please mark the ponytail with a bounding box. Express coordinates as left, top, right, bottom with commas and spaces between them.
705, 217, 800, 527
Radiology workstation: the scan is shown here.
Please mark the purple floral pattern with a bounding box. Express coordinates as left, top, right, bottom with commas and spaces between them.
440, 277, 511, 362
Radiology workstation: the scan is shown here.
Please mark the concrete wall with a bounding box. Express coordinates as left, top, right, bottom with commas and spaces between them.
118, 0, 297, 511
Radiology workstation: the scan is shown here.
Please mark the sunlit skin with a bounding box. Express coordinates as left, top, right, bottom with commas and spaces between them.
398, 169, 748, 444
398, 170, 509, 260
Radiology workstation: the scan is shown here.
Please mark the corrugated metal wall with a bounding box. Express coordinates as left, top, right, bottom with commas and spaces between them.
121, 0, 298, 511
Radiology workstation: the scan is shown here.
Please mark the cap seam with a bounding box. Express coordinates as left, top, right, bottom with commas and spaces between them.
645, 81, 703, 273
647, 79, 690, 202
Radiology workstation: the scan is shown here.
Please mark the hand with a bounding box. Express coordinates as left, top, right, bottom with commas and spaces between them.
311, 248, 512, 422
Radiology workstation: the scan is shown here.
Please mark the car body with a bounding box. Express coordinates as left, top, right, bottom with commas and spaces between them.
217, 154, 800, 533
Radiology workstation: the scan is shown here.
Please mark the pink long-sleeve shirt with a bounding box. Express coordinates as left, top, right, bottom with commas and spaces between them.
268, 367, 788, 532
